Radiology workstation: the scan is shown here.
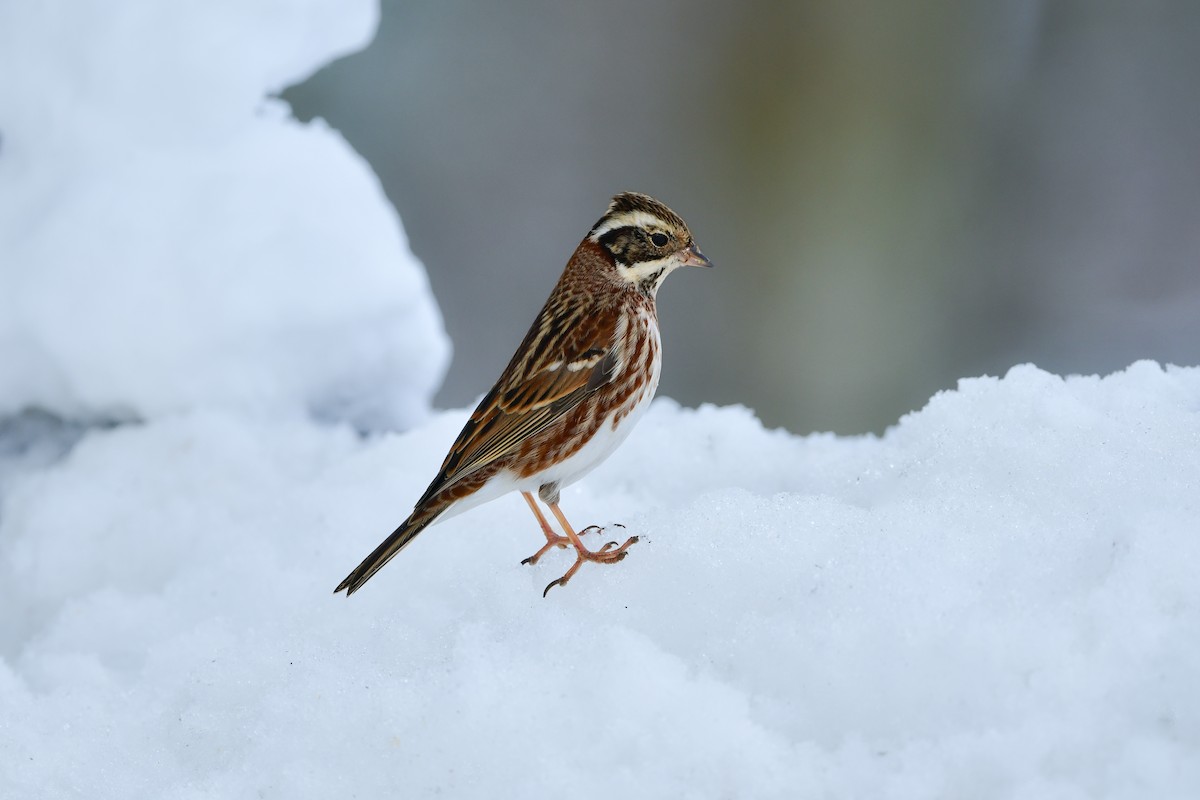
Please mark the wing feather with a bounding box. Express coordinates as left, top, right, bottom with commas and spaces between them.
413, 292, 621, 508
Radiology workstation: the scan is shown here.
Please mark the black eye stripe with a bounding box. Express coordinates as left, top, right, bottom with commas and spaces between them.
597, 225, 676, 267
598, 226, 636, 250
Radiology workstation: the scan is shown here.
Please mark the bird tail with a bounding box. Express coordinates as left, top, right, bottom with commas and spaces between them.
334, 510, 438, 596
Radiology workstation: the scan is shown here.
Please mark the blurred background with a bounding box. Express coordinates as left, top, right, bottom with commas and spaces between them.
284, 0, 1200, 434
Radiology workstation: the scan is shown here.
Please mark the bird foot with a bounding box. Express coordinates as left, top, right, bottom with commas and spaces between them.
542, 534, 639, 597
520, 523, 612, 565
520, 534, 569, 566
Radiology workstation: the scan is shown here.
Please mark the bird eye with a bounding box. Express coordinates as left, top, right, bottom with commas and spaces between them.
650, 232, 669, 247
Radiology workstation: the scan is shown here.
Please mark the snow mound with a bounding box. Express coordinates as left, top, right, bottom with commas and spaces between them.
0, 0, 448, 428
2, 361, 1198, 798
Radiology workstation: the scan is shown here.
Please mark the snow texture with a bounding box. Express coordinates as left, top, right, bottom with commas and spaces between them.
1, 362, 1199, 798
3, 2, 1199, 798
0, 0, 448, 429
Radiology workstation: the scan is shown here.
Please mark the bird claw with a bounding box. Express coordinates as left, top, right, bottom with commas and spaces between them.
582, 523, 626, 537
521, 539, 568, 566
540, 534, 641, 597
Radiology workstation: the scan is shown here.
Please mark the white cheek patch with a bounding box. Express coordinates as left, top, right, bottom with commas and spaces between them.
590, 210, 668, 241
616, 256, 675, 284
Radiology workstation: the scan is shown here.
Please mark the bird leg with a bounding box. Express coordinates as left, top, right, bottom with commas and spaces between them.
540, 503, 638, 597
519, 491, 569, 565
519, 493, 607, 565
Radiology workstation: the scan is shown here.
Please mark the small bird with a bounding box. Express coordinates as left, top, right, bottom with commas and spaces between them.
335, 192, 711, 597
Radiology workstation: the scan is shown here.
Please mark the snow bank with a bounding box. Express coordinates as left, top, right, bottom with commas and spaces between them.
2, 361, 1198, 798
0, 0, 448, 428
2, 2, 1197, 797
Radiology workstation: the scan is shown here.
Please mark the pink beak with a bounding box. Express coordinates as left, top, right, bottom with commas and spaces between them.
679, 244, 714, 268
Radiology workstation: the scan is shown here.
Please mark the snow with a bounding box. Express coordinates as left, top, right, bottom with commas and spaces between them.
3, 2, 1199, 797
2, 362, 1199, 798
0, 0, 448, 429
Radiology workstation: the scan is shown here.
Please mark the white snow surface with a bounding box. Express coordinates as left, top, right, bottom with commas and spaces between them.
3, 2, 1199, 796
1, 361, 1198, 798
0, 0, 448, 428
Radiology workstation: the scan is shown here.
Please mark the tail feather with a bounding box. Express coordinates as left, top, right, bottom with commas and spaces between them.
334, 511, 437, 596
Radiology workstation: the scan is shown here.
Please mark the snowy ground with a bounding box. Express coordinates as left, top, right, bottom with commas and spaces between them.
3, 1, 1199, 798
0, 363, 1198, 798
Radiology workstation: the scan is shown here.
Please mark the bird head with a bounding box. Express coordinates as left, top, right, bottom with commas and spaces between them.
588, 192, 712, 296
